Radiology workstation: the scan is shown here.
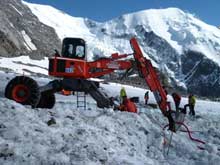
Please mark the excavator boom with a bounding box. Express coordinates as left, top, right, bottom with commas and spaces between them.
130, 38, 175, 132
130, 38, 175, 130
130, 38, 171, 115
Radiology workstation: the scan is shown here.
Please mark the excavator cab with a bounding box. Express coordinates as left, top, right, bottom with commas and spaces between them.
61, 38, 86, 59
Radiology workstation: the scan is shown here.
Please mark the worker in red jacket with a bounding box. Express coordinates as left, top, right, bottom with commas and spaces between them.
119, 96, 137, 113
172, 92, 181, 113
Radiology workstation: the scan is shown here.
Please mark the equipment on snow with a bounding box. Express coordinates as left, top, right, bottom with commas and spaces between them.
5, 37, 184, 131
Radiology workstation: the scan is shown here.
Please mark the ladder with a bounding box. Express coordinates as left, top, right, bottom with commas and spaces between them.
76, 91, 86, 110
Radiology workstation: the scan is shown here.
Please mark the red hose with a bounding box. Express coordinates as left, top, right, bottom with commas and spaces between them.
175, 122, 205, 145
163, 122, 206, 149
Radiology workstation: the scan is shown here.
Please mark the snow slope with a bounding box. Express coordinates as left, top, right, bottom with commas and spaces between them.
22, 1, 93, 40
107, 8, 220, 63
22, 1, 122, 61
0, 72, 220, 164
0, 56, 48, 75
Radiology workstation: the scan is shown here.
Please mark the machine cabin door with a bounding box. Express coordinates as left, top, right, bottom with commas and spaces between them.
61, 38, 86, 59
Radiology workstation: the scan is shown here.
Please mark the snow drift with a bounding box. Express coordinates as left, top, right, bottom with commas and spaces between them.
0, 72, 220, 164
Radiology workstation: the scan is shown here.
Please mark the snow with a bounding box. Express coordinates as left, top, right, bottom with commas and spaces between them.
21, 30, 37, 51
130, 8, 183, 53
22, 1, 94, 40
9, 4, 23, 16
22, 1, 127, 61
0, 56, 48, 75
190, 44, 220, 65
0, 71, 220, 164
119, 8, 220, 65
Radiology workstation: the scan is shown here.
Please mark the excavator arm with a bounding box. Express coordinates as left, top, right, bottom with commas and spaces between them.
130, 38, 169, 114
129, 38, 175, 131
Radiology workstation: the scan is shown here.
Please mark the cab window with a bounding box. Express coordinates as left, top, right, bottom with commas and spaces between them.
76, 45, 84, 58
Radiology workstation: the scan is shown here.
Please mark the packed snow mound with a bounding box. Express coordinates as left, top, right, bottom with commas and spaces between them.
1, 96, 220, 164
1, 71, 220, 164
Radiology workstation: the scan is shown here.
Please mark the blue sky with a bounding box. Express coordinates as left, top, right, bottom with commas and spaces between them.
25, 0, 219, 26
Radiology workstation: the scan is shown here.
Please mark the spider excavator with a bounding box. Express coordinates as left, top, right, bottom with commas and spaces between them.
4, 37, 180, 131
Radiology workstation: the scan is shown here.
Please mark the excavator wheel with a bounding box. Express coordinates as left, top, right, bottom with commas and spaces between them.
36, 92, 55, 109
5, 76, 41, 108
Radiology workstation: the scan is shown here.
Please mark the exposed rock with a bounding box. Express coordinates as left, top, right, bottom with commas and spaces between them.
47, 117, 56, 126
182, 50, 220, 97
0, 0, 61, 59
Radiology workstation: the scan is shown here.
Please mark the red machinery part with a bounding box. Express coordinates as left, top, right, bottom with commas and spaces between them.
12, 84, 30, 103
130, 38, 170, 114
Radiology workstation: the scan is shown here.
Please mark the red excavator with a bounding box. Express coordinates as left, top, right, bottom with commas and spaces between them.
4, 37, 178, 131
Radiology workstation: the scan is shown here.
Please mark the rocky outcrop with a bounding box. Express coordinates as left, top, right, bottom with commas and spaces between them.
181, 50, 220, 97
0, 0, 61, 59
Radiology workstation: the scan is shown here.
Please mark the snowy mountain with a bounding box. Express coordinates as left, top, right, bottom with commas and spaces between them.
1, 0, 220, 97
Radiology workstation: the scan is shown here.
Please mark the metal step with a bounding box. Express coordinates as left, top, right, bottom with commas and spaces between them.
79, 80, 112, 108
76, 91, 86, 110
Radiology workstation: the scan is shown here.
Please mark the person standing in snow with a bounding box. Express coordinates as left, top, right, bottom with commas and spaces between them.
184, 94, 196, 116
120, 87, 127, 103
172, 92, 181, 113
144, 91, 149, 105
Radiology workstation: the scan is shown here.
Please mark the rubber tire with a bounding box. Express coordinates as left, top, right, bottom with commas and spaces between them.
5, 76, 41, 108
37, 92, 55, 109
